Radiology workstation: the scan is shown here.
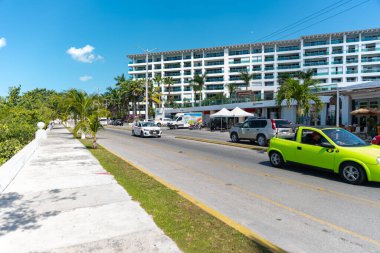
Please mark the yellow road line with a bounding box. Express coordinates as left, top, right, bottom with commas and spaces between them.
105, 129, 380, 209
100, 144, 286, 253
172, 135, 380, 208
102, 142, 380, 249
175, 136, 267, 151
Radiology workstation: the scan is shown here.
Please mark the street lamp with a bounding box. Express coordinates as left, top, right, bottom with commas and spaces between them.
143, 48, 158, 121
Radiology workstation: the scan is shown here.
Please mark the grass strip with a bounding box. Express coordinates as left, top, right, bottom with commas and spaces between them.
78, 137, 274, 253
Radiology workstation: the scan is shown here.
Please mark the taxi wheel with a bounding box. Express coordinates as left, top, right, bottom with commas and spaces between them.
269, 151, 284, 168
157, 123, 161, 127
339, 162, 366, 185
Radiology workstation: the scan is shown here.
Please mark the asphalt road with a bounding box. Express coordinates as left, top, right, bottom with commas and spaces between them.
97, 127, 380, 253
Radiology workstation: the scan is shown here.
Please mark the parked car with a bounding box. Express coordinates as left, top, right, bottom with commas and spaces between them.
155, 117, 172, 127
371, 135, 380, 145
109, 119, 123, 126
229, 119, 293, 146
132, 121, 162, 138
99, 117, 108, 126
268, 126, 380, 185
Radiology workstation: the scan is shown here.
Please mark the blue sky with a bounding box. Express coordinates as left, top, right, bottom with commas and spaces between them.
0, 0, 380, 96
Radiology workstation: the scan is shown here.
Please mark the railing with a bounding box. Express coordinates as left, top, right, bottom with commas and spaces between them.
347, 49, 359, 53
304, 51, 328, 56
314, 72, 329, 76
331, 39, 343, 44
278, 56, 300, 61
346, 59, 358, 63
362, 69, 380, 73
331, 71, 343, 75
332, 61, 343, 64
278, 46, 300, 52
229, 60, 250, 64
206, 61, 224, 66
332, 51, 343, 54
304, 62, 329, 66
206, 69, 224, 74
362, 48, 380, 52
362, 57, 380, 62
362, 36, 380, 41
346, 38, 359, 43
346, 70, 358, 74
277, 65, 300, 69
265, 58, 274, 62
304, 41, 328, 47
264, 67, 274, 70
264, 75, 274, 79
251, 59, 262, 62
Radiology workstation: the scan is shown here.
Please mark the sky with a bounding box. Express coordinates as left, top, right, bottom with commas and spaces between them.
0, 0, 380, 96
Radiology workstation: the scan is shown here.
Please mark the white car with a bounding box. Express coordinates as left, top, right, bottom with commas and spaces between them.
132, 121, 162, 138
99, 117, 108, 126
155, 117, 172, 127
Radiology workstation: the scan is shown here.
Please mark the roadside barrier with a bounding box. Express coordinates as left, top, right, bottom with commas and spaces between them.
0, 122, 47, 192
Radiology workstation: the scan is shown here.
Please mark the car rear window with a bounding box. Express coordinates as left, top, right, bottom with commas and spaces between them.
274, 120, 290, 128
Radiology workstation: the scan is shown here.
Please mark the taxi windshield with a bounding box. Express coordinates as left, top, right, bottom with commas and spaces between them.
322, 129, 369, 147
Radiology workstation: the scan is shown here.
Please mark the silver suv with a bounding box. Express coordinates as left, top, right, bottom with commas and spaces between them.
229, 119, 293, 146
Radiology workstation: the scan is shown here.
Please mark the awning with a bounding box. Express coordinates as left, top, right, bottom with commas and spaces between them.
230, 107, 254, 117
350, 108, 380, 115
210, 108, 233, 118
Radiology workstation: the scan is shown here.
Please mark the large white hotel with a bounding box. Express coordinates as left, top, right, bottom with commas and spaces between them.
128, 28, 380, 106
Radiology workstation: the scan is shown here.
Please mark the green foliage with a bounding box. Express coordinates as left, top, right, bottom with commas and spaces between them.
276, 70, 322, 123
0, 86, 59, 165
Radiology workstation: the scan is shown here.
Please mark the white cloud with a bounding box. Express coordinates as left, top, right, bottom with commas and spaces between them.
0, 37, 7, 48
66, 45, 103, 63
79, 75, 93, 82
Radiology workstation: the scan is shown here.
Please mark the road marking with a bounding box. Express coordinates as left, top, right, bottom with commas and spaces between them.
175, 136, 267, 151
99, 132, 380, 247
99, 139, 380, 249
99, 144, 287, 253
104, 130, 380, 209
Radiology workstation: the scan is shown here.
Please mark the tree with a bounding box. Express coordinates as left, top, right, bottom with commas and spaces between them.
276, 71, 322, 124
239, 71, 254, 91
189, 73, 206, 106
225, 83, 237, 98
163, 77, 174, 107
73, 113, 103, 149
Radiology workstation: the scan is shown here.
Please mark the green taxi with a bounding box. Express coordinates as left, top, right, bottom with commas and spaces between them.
268, 126, 380, 185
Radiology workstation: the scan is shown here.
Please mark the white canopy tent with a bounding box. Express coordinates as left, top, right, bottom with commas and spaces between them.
230, 107, 254, 117
210, 108, 233, 130
210, 108, 233, 118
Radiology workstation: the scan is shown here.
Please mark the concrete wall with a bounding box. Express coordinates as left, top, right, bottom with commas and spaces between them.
0, 127, 47, 192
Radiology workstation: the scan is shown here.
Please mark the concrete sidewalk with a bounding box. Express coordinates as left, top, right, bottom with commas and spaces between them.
0, 126, 181, 253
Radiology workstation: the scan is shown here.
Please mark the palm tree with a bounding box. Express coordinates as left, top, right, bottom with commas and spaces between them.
163, 77, 174, 107
189, 73, 206, 106
239, 71, 254, 91
225, 83, 237, 98
74, 113, 104, 148
276, 71, 322, 124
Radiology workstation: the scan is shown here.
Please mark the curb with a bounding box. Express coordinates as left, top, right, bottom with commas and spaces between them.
175, 136, 267, 151
98, 144, 285, 253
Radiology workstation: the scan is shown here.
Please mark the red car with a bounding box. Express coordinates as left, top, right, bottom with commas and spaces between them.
371, 135, 380, 145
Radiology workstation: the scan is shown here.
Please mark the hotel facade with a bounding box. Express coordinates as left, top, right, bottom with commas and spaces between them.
127, 28, 380, 125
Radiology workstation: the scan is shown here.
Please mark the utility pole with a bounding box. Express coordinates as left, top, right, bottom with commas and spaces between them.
336, 85, 340, 127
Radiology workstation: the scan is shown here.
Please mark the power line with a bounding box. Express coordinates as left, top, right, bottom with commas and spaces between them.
275, 0, 370, 41
254, 0, 352, 42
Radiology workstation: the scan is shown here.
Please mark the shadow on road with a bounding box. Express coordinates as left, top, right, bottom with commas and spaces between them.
259, 161, 380, 188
